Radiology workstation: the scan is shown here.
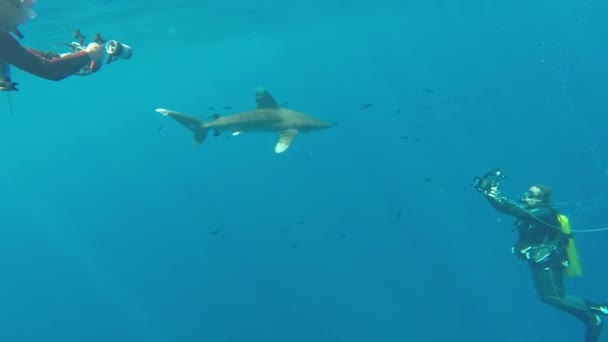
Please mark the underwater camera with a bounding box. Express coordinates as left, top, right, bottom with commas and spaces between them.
69, 30, 133, 69
104, 40, 133, 63
472, 168, 507, 194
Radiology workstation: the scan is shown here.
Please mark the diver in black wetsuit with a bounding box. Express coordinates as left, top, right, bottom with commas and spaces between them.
473, 169, 608, 342
0, 0, 104, 88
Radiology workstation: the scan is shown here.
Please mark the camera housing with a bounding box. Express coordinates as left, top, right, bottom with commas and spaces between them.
472, 168, 506, 194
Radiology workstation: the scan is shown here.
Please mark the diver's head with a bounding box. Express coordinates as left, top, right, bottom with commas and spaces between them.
0, 0, 36, 32
520, 184, 552, 208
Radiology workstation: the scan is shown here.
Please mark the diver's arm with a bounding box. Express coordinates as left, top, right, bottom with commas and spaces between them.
0, 32, 91, 81
485, 191, 554, 223
486, 195, 529, 219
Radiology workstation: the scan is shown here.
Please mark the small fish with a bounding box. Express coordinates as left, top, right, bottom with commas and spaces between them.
280, 102, 289, 107
395, 109, 402, 113
223, 106, 232, 109
424, 177, 431, 182
207, 107, 215, 110
359, 103, 372, 110
400, 135, 409, 140
424, 88, 435, 94
422, 105, 432, 110
156, 125, 164, 131
415, 138, 421, 143
209, 230, 221, 235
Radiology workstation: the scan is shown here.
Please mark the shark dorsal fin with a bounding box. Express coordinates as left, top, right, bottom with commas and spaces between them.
255, 87, 280, 109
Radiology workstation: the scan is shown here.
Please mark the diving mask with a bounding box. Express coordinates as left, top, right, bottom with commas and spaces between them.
519, 191, 542, 206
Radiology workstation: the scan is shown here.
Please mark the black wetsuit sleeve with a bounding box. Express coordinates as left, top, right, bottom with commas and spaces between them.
486, 195, 553, 222
0, 32, 91, 81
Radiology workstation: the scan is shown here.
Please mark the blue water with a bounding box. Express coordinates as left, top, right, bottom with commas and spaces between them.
1, 0, 607, 341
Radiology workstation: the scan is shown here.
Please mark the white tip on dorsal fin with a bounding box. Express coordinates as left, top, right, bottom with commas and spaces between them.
255, 87, 280, 109
275, 129, 298, 153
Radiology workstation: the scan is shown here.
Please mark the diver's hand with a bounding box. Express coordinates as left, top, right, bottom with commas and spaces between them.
486, 185, 508, 205
85, 43, 105, 72
487, 186, 501, 199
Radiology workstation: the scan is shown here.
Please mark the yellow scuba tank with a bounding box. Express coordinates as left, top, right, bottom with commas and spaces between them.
557, 214, 583, 277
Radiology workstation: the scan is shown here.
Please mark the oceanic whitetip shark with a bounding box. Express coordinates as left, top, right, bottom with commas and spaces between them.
155, 87, 332, 153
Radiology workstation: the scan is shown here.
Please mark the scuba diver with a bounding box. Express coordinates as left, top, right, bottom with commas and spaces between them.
473, 169, 608, 342
0, 0, 104, 87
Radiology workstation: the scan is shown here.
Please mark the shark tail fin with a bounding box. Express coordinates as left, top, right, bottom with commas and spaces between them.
155, 108, 209, 144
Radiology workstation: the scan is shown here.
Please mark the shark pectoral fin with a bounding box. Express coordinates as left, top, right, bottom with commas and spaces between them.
275, 129, 298, 154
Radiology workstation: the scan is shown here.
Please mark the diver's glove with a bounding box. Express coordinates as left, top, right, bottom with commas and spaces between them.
487, 186, 500, 198
485, 186, 507, 205
597, 304, 608, 315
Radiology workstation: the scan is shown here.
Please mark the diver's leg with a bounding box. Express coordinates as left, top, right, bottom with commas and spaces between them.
530, 265, 603, 342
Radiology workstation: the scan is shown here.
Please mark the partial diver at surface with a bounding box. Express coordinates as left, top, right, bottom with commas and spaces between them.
0, 0, 132, 93
473, 168, 608, 342
156, 87, 333, 154
0, 0, 103, 87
